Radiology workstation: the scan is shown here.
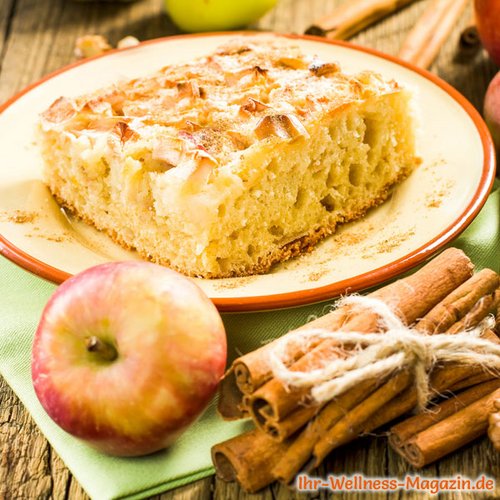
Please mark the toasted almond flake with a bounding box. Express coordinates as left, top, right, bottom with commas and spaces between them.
117, 36, 140, 50
278, 56, 308, 69
83, 98, 113, 115
74, 35, 111, 59
309, 60, 340, 77
193, 148, 218, 165
184, 120, 202, 131
152, 137, 185, 167
177, 81, 202, 99
227, 65, 269, 86
41, 97, 77, 124
115, 122, 139, 144
227, 130, 251, 150
240, 97, 270, 113
254, 114, 309, 141
105, 90, 127, 114
81, 117, 138, 144
186, 150, 218, 186
216, 45, 252, 56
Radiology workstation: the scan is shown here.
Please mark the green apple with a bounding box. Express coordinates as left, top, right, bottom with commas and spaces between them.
165, 0, 278, 32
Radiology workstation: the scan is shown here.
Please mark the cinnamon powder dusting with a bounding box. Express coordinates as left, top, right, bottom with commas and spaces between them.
0, 210, 38, 224
308, 269, 328, 282
363, 228, 416, 256
425, 180, 454, 209
25, 232, 67, 243
213, 276, 257, 290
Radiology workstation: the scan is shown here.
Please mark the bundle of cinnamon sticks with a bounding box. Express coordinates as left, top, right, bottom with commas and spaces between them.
212, 248, 500, 492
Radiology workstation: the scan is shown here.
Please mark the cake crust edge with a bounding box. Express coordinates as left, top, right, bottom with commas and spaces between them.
48, 159, 418, 280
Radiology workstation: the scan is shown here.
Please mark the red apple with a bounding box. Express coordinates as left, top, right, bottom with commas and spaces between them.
475, 0, 500, 66
484, 71, 500, 154
32, 261, 226, 457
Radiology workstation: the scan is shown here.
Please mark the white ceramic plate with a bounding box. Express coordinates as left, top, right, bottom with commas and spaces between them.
0, 33, 495, 311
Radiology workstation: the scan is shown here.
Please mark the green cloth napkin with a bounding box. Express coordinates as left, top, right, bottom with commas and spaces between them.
1, 185, 499, 500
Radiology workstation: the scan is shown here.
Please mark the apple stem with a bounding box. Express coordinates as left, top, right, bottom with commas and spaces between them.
86, 336, 118, 362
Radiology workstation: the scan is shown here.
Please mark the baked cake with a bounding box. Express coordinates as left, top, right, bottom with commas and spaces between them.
39, 38, 419, 278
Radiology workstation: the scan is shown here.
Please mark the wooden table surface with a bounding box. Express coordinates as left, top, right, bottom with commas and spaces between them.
0, 0, 498, 498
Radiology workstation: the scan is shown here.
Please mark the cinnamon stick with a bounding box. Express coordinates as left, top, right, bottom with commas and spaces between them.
362, 362, 498, 434
483, 328, 500, 342
449, 369, 499, 392
264, 404, 319, 441
398, 0, 469, 69
217, 369, 250, 419
272, 377, 379, 484
215, 368, 483, 490
488, 398, 500, 451
415, 270, 499, 334
305, 0, 417, 40
247, 249, 474, 426
218, 308, 346, 414
312, 370, 412, 466
211, 428, 289, 493
446, 289, 500, 334
362, 322, 500, 432
389, 379, 500, 449
392, 388, 500, 467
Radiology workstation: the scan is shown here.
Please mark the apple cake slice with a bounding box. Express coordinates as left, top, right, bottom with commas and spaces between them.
39, 38, 419, 278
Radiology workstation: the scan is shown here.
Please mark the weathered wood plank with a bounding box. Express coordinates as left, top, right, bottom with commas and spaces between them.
0, 0, 176, 103
155, 476, 213, 500
437, 437, 500, 499
0, 376, 67, 499
0, 0, 15, 69
0, 0, 67, 103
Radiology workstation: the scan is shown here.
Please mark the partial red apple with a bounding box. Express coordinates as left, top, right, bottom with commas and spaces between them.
484, 71, 500, 154
32, 261, 226, 457
475, 0, 500, 66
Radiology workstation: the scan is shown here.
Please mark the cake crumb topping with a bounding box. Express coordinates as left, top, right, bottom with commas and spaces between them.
41, 37, 399, 175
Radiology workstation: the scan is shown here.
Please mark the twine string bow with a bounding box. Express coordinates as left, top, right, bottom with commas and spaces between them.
268, 296, 500, 410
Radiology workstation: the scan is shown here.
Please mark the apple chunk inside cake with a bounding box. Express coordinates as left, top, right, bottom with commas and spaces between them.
39, 38, 419, 278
